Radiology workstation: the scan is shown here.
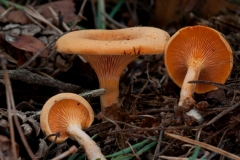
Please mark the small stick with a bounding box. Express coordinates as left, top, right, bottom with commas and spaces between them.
158, 139, 177, 156
204, 121, 238, 143
101, 11, 127, 28
24, 6, 63, 34
152, 113, 165, 160
165, 133, 240, 160
0, 54, 18, 160
130, 80, 148, 108
206, 101, 240, 126
126, 141, 141, 160
108, 101, 240, 134
0, 54, 37, 160
70, 0, 88, 29
189, 80, 240, 93
79, 88, 106, 98
48, 7, 70, 31
34, 88, 106, 117
0, 6, 14, 20
52, 145, 78, 160
0, 69, 83, 93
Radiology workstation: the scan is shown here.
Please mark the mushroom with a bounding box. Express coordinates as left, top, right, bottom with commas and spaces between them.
56, 27, 170, 111
164, 25, 233, 119
40, 93, 106, 160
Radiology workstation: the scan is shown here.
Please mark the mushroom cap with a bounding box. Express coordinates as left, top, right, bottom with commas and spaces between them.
40, 93, 94, 143
55, 27, 170, 55
165, 25, 233, 93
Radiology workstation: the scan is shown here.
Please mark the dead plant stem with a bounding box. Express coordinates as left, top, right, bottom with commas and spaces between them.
1, 54, 37, 160
0, 69, 83, 93
153, 113, 165, 160
1, 54, 17, 160
206, 101, 240, 125
70, 0, 88, 29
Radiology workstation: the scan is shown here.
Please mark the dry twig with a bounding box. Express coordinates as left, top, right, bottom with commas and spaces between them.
48, 7, 70, 31
189, 80, 240, 93
0, 54, 37, 160
165, 133, 240, 160
0, 54, 17, 160
0, 69, 83, 92
70, 0, 88, 29
24, 6, 63, 34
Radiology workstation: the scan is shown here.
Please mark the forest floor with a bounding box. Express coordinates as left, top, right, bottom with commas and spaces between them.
0, 0, 240, 160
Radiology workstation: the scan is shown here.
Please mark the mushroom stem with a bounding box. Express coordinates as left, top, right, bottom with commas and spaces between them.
83, 55, 138, 111
67, 124, 106, 160
178, 65, 201, 110
99, 79, 119, 111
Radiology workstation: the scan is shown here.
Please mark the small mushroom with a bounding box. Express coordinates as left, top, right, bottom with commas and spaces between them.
165, 26, 233, 120
40, 93, 106, 160
56, 27, 170, 111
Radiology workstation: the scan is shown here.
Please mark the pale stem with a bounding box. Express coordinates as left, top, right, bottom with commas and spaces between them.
178, 65, 201, 109
67, 124, 106, 160
99, 79, 119, 111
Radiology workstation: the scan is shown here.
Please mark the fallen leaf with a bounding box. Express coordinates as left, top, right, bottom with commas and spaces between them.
36, 0, 76, 23
35, 139, 48, 158
5, 34, 49, 57
16, 50, 28, 68
0, 8, 31, 24
27, 117, 41, 137
0, 0, 76, 24
21, 123, 33, 136
205, 89, 227, 104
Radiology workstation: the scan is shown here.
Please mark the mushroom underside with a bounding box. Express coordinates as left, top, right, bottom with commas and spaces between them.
83, 54, 139, 110
48, 99, 92, 141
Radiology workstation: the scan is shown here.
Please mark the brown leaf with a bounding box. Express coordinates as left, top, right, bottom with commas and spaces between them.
5, 34, 49, 57
16, 50, 28, 68
0, 1, 76, 24
36, 0, 76, 23
205, 89, 227, 104
0, 8, 31, 24
0, 135, 19, 160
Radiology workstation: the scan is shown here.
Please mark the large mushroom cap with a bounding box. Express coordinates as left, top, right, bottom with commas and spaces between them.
165, 25, 233, 93
55, 27, 170, 55
40, 93, 94, 143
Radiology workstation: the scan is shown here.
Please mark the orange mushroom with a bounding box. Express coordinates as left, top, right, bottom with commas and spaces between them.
165, 25, 233, 112
40, 93, 106, 160
56, 27, 170, 111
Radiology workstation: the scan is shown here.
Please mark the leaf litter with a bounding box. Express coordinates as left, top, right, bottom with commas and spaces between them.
0, 0, 240, 159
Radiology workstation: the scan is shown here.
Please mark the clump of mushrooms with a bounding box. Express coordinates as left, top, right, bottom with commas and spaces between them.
40, 93, 106, 160
55, 27, 170, 111
164, 25, 233, 122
